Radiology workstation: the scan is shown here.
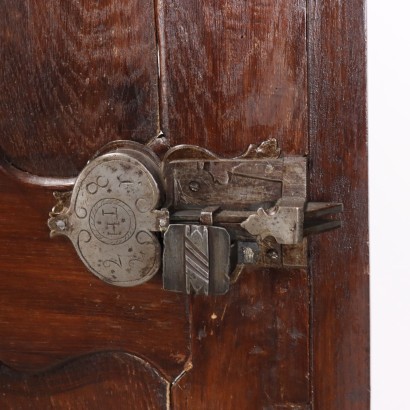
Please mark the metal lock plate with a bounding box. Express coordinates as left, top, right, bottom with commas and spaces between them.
48, 138, 342, 294
48, 143, 168, 287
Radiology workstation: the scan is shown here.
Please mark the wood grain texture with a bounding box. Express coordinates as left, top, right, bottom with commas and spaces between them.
159, 1, 311, 407
172, 270, 310, 409
0, 352, 169, 410
307, 1, 369, 409
157, 0, 307, 156
0, 0, 159, 178
0, 0, 369, 407
0, 173, 190, 379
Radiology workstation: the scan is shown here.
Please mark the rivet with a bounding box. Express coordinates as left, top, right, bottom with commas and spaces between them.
189, 181, 200, 192
267, 249, 279, 260
56, 220, 66, 230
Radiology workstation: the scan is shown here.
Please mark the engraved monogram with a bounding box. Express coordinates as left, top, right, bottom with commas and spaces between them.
89, 199, 136, 245
48, 149, 164, 287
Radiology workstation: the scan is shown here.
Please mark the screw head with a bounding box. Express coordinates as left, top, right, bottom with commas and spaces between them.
56, 220, 66, 230
189, 181, 200, 192
266, 249, 279, 260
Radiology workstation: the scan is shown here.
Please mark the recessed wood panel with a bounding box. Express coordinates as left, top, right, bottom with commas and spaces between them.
0, 0, 159, 177
0, 353, 168, 410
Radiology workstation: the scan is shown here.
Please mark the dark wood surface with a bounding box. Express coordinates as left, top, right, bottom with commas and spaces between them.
0, 0, 159, 177
307, 1, 369, 409
0, 173, 190, 379
157, 0, 308, 156
172, 270, 309, 409
0, 352, 168, 410
0, 0, 369, 409
159, 1, 311, 408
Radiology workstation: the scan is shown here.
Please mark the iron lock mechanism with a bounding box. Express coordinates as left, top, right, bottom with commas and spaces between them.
48, 138, 342, 295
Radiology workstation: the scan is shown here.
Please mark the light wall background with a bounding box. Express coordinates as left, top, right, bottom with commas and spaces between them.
369, 1, 410, 408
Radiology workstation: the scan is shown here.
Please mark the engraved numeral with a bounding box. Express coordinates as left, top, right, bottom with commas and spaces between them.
86, 176, 109, 194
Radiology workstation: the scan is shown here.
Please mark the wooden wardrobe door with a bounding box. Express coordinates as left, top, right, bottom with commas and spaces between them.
0, 1, 369, 409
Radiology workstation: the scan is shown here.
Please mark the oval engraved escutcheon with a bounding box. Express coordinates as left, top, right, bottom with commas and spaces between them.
48, 143, 165, 287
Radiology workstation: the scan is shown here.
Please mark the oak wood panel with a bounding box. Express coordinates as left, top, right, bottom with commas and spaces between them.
0, 352, 168, 410
159, 1, 310, 407
0, 0, 159, 178
307, 1, 369, 409
157, 0, 308, 156
0, 173, 190, 379
172, 270, 310, 409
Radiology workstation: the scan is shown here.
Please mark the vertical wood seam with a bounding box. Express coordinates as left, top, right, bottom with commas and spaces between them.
305, 1, 314, 408
154, 0, 168, 137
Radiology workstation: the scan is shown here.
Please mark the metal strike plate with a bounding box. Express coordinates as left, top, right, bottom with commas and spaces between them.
48, 138, 342, 294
